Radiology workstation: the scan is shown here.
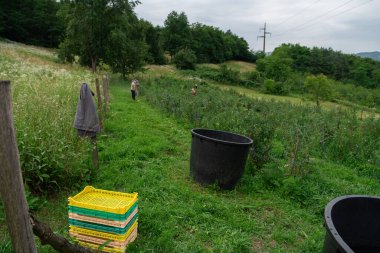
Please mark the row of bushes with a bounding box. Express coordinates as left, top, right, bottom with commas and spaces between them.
142, 76, 380, 210
144, 76, 379, 170
180, 64, 380, 110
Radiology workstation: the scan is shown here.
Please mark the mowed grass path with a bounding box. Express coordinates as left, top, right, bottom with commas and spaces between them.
91, 79, 324, 253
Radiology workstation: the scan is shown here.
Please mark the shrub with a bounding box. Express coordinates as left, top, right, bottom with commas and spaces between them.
246, 70, 262, 83
173, 48, 197, 70
219, 64, 240, 83
263, 79, 289, 95
305, 74, 333, 106
263, 79, 276, 93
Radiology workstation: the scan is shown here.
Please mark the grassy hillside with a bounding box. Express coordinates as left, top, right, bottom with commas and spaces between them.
199, 61, 256, 73
0, 41, 379, 252
145, 63, 379, 118
212, 83, 379, 118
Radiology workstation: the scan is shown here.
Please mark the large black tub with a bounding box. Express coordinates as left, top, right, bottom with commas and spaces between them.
323, 195, 380, 253
190, 128, 253, 189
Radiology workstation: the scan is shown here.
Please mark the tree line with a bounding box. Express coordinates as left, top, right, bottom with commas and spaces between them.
248, 44, 380, 108
0, 0, 255, 77
259, 44, 380, 89
0, 0, 64, 48
2, 0, 379, 87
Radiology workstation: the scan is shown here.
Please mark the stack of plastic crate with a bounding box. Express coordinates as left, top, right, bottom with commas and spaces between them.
68, 186, 138, 253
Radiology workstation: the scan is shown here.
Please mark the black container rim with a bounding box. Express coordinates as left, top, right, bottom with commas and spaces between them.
191, 128, 253, 146
324, 195, 380, 253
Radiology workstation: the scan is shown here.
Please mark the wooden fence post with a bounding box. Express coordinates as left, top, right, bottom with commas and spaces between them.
95, 78, 103, 130
106, 75, 110, 103
0, 80, 37, 253
102, 75, 108, 117
106, 75, 109, 111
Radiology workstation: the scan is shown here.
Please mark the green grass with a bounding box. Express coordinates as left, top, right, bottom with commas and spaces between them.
87, 79, 327, 252
211, 82, 379, 118
199, 61, 256, 73
0, 77, 321, 252
1, 42, 379, 252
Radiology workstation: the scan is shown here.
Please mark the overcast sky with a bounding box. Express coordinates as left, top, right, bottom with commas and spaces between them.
135, 0, 380, 54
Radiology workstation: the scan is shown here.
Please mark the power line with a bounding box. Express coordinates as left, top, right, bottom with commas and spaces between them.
273, 0, 355, 37
271, 0, 321, 32
257, 22, 271, 53
272, 0, 374, 38
319, 0, 374, 22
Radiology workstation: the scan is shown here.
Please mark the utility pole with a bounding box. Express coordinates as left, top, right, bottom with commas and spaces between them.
257, 22, 271, 53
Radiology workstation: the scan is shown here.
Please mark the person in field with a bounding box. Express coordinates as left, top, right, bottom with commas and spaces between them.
131, 79, 137, 100
135, 79, 140, 97
191, 84, 198, 96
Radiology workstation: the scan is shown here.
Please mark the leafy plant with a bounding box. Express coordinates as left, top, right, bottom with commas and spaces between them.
263, 79, 289, 95
219, 64, 240, 83
305, 74, 333, 106
173, 48, 197, 70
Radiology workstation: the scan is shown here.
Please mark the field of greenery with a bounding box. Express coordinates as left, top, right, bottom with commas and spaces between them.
143, 75, 379, 183
179, 62, 380, 114
1, 41, 380, 252
0, 41, 95, 195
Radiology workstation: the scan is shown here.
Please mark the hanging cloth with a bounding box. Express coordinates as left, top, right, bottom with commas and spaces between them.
73, 83, 100, 136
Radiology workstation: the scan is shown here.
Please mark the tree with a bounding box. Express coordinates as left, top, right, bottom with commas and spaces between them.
272, 43, 380, 90
305, 74, 332, 107
0, 3, 3, 33
256, 55, 293, 82
189, 24, 254, 63
141, 20, 166, 65
58, 0, 139, 72
0, 0, 64, 47
173, 48, 197, 70
105, 17, 148, 79
161, 11, 192, 57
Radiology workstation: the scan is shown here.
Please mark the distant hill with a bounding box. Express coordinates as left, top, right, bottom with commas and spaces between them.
357, 51, 380, 61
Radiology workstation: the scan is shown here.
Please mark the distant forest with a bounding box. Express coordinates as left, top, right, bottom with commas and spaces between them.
0, 0, 379, 90
0, 0, 255, 65
261, 44, 380, 89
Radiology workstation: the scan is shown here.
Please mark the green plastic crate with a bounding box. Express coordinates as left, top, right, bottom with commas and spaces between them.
68, 202, 138, 221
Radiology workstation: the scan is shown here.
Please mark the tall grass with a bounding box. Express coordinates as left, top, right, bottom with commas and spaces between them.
0, 42, 94, 194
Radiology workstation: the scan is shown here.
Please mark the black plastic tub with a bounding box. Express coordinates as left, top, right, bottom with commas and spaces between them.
190, 128, 253, 190
323, 195, 380, 253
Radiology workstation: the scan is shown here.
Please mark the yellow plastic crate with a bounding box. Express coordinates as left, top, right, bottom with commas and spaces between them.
68, 186, 138, 214
70, 221, 138, 241
78, 229, 137, 253
70, 227, 137, 248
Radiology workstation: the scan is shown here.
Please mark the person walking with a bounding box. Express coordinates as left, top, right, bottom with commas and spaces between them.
131, 79, 137, 100
135, 79, 140, 97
